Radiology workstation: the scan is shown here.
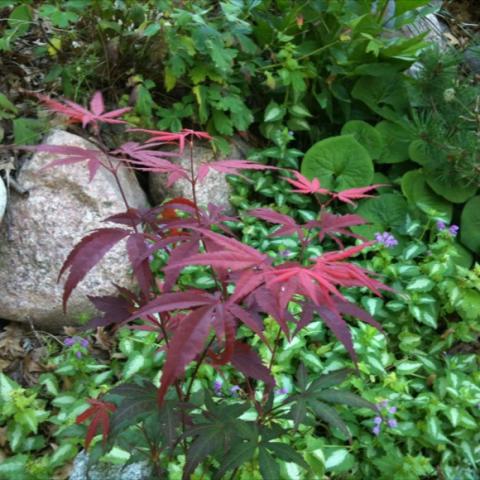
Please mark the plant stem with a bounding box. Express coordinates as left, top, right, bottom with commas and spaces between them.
185, 336, 216, 401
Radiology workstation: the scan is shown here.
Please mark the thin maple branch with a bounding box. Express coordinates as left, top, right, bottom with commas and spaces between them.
189, 137, 201, 223
185, 336, 216, 401
267, 326, 283, 372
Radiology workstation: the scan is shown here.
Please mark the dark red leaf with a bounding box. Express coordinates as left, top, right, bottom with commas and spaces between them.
335, 299, 384, 332
87, 294, 133, 328
76, 399, 116, 449
231, 342, 274, 386
127, 233, 153, 298
157, 305, 215, 404
59, 228, 130, 311
128, 291, 216, 320
314, 305, 357, 365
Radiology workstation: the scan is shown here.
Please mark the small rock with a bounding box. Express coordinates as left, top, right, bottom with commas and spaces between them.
0, 176, 6, 224
69, 452, 152, 480
149, 138, 249, 211
464, 46, 480, 74
0, 130, 149, 330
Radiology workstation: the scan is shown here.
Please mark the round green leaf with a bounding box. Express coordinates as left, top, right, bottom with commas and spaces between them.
341, 120, 383, 160
424, 167, 477, 204
301, 135, 373, 191
460, 196, 480, 253
408, 139, 431, 165
375, 121, 412, 164
352, 194, 408, 238
401, 170, 452, 222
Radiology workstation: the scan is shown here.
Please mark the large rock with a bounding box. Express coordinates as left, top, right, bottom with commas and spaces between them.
69, 452, 152, 480
149, 138, 249, 210
0, 130, 149, 330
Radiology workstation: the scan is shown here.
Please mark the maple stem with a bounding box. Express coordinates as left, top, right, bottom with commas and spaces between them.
188, 138, 201, 223
185, 336, 216, 401
92, 131, 139, 235
267, 327, 282, 372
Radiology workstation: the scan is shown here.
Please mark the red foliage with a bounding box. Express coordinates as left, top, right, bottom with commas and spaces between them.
76, 399, 117, 449
36, 92, 388, 415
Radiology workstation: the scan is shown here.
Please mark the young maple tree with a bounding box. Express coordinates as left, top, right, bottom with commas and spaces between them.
32, 91, 387, 478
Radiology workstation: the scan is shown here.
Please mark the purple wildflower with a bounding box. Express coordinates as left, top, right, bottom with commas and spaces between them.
80, 338, 89, 348
388, 406, 397, 414
387, 418, 398, 428
64, 337, 76, 347
377, 400, 389, 409
448, 225, 459, 236
372, 425, 381, 436
76, 351, 82, 359
436, 221, 447, 231
230, 385, 241, 396
375, 232, 398, 248
213, 380, 223, 395
275, 387, 289, 395
373, 416, 383, 425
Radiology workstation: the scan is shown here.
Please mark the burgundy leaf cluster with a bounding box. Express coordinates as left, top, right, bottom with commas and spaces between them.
32, 92, 387, 441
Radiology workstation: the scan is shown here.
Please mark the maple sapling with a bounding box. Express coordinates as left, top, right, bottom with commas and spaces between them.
29, 91, 387, 477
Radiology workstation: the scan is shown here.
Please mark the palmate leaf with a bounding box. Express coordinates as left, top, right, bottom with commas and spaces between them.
308, 369, 352, 392
157, 305, 216, 405
126, 233, 153, 298
308, 399, 350, 438
183, 426, 224, 479
290, 398, 308, 430
264, 442, 309, 471
59, 228, 130, 311
315, 390, 377, 411
87, 293, 133, 329
212, 441, 257, 480
107, 381, 158, 438
259, 447, 280, 480
295, 363, 308, 391
76, 399, 117, 449
315, 305, 357, 365
230, 341, 275, 386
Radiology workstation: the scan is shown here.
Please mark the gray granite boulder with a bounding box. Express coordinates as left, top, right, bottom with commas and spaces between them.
149, 138, 249, 211
69, 452, 152, 480
0, 130, 149, 330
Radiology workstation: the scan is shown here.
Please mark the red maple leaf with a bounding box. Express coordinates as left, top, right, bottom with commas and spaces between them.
332, 184, 385, 205
76, 399, 117, 449
128, 128, 212, 153
35, 91, 131, 128
283, 171, 330, 195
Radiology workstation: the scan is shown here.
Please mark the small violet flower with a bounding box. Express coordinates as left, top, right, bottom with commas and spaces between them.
375, 232, 398, 248
373, 416, 383, 425
230, 385, 241, 396
388, 406, 397, 414
437, 221, 459, 237
448, 225, 459, 236
275, 387, 289, 395
76, 351, 82, 359
372, 425, 381, 436
64, 336, 89, 352
213, 380, 223, 395
387, 418, 398, 428
436, 220, 447, 231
